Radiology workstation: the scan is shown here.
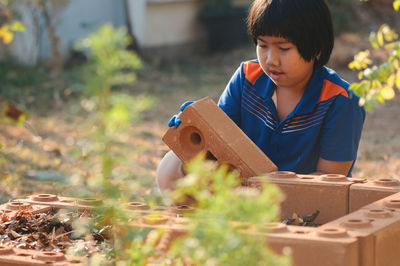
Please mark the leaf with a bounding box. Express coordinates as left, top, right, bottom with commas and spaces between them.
3, 103, 25, 123
381, 86, 395, 100
10, 21, 26, 32
377, 30, 384, 47
386, 74, 395, 88
369, 32, 379, 49
396, 69, 400, 90
394, 0, 400, 11
0, 25, 14, 44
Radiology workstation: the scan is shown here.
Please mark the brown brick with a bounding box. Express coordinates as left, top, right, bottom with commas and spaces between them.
0, 247, 86, 265
20, 194, 101, 210
248, 172, 353, 224
349, 178, 400, 213
162, 97, 277, 182
320, 193, 400, 266
0, 201, 52, 216
245, 223, 359, 266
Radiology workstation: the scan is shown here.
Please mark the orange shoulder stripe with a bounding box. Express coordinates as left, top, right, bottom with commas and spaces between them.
318, 80, 349, 103
243, 61, 264, 84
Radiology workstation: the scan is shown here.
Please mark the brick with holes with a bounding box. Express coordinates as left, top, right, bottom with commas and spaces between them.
320, 192, 400, 266
0, 246, 86, 265
162, 97, 277, 182
349, 178, 400, 213
248, 172, 354, 224
253, 224, 359, 266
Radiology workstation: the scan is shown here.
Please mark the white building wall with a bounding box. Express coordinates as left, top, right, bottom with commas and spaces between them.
41, 0, 126, 60
1, 0, 207, 65
143, 0, 205, 47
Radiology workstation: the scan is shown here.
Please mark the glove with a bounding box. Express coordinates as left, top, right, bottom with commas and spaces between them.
168, 101, 194, 127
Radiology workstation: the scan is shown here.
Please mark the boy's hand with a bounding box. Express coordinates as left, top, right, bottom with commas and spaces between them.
168, 101, 194, 127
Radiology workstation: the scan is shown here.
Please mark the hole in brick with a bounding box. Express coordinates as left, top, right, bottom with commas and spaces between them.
370, 209, 384, 213
269, 171, 297, 178
341, 218, 372, 228
70, 259, 83, 264
317, 227, 348, 238
127, 202, 149, 210
77, 198, 101, 206
32, 194, 59, 202
321, 174, 347, 182
60, 200, 74, 203
206, 151, 217, 161
7, 202, 30, 210
173, 205, 194, 213
17, 253, 31, 256
365, 209, 393, 218
299, 176, 314, 179
179, 126, 205, 155
294, 230, 308, 234
142, 214, 169, 225
324, 228, 338, 232
384, 199, 400, 209
0, 246, 14, 255
35, 251, 65, 261
190, 132, 202, 145
43, 252, 56, 256
257, 223, 288, 233
374, 178, 400, 187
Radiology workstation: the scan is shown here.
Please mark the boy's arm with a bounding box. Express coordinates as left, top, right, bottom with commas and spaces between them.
315, 157, 353, 176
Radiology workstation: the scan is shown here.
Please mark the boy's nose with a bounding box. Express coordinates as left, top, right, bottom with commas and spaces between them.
266, 51, 279, 66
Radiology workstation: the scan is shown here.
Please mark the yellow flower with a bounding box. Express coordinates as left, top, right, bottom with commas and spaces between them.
381, 86, 395, 100
0, 24, 14, 44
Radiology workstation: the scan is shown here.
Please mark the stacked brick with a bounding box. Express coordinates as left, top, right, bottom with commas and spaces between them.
2, 98, 400, 265
160, 96, 400, 265
0, 247, 86, 265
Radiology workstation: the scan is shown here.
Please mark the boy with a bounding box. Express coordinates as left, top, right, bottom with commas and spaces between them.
157, 0, 365, 192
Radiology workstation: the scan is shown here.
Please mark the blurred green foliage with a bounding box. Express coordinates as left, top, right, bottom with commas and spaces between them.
63, 24, 157, 264
349, 3, 400, 111
166, 155, 290, 266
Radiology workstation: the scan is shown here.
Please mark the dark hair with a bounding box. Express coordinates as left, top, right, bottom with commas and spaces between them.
247, 0, 334, 69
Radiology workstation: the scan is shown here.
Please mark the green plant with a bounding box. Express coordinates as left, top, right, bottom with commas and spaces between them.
167, 155, 291, 266
66, 24, 156, 264
349, 0, 400, 111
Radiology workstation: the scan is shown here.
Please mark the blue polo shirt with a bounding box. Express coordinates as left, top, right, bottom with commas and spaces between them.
217, 60, 365, 176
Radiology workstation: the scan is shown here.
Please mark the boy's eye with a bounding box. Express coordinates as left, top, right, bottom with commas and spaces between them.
280, 47, 290, 51
258, 44, 267, 48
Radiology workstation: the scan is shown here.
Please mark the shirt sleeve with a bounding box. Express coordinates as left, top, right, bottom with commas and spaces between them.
319, 94, 366, 162
217, 63, 244, 126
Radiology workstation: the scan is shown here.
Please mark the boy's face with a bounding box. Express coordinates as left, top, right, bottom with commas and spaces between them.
256, 35, 315, 92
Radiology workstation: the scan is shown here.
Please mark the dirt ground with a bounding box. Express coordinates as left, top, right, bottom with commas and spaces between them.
1, 23, 400, 201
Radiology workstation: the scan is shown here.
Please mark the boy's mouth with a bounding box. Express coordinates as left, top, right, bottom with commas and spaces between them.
269, 70, 284, 79
270, 70, 283, 75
